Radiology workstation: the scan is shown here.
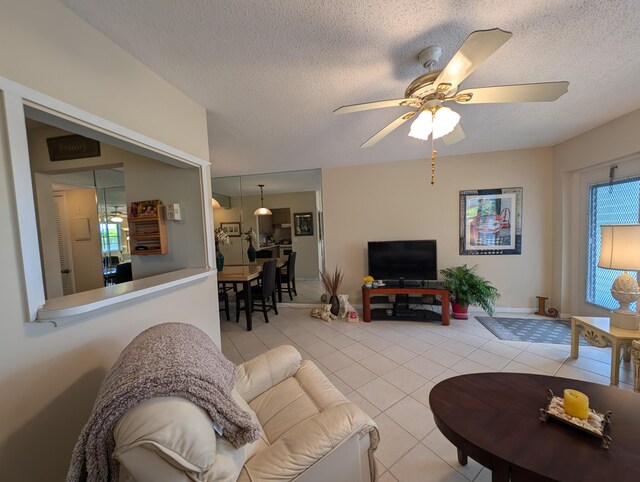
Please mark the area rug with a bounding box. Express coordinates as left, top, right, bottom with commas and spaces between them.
475, 316, 585, 345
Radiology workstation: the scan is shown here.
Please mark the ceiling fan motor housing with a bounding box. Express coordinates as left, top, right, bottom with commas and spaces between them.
418, 46, 442, 70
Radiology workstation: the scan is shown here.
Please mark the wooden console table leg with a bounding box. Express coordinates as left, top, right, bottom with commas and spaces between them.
441, 291, 450, 326
457, 448, 468, 466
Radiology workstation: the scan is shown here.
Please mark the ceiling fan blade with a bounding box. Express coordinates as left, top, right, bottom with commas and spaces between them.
334, 98, 421, 115
360, 111, 417, 148
435, 28, 512, 93
442, 124, 465, 145
454, 81, 569, 104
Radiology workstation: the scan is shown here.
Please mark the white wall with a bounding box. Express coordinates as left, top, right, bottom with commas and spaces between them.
0, 2, 217, 481
322, 148, 554, 308
0, 0, 208, 161
63, 187, 104, 292
552, 107, 640, 314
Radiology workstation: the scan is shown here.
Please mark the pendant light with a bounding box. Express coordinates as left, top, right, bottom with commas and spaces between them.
254, 184, 272, 216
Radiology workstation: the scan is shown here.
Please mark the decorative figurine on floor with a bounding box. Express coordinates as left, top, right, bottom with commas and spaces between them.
310, 305, 337, 323
338, 294, 356, 319
535, 296, 559, 318
346, 310, 360, 323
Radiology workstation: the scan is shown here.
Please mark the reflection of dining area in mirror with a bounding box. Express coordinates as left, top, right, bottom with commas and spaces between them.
212, 169, 325, 311
217, 256, 292, 331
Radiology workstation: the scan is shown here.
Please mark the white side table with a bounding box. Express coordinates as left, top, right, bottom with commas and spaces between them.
571, 316, 640, 386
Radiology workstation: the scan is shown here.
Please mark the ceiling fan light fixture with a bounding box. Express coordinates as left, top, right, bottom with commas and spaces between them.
253, 184, 272, 216
408, 111, 433, 141
432, 106, 460, 139
110, 215, 124, 223
408, 106, 460, 141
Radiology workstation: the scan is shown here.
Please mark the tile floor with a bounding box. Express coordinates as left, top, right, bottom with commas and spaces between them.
220, 307, 636, 482
283, 279, 324, 304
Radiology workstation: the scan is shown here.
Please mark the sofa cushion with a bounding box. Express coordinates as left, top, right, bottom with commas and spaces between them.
237, 402, 377, 482
235, 345, 302, 403
248, 360, 349, 444
206, 389, 268, 482
113, 397, 217, 475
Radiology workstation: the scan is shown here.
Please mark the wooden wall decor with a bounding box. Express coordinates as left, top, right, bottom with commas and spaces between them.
46, 134, 101, 161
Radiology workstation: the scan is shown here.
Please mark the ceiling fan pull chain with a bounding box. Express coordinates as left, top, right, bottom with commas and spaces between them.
430, 134, 437, 185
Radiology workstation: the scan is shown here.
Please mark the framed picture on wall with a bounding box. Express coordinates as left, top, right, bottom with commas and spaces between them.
220, 222, 241, 237
459, 187, 523, 255
294, 212, 314, 236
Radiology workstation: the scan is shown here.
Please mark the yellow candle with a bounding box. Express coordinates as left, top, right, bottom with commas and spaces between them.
564, 389, 589, 419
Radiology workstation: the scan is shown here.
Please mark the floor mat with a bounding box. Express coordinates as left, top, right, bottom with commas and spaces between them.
475, 316, 585, 345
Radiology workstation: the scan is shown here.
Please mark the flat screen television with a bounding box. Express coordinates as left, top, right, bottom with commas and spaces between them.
367, 240, 437, 281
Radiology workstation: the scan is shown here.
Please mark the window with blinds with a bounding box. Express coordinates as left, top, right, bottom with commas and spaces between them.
586, 177, 640, 310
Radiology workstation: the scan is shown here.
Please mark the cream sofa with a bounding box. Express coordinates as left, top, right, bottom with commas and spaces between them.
113, 345, 379, 481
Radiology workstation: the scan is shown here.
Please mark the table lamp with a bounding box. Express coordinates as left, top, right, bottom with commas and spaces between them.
598, 224, 640, 330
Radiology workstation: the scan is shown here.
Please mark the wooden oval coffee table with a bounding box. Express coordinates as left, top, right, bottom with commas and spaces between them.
429, 373, 640, 482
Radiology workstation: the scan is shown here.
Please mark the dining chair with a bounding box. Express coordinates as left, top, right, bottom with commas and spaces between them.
278, 251, 297, 302
113, 262, 132, 284
218, 289, 230, 321
235, 258, 278, 323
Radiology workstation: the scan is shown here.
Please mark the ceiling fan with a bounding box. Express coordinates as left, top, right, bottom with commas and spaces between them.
109, 206, 126, 223
334, 28, 569, 149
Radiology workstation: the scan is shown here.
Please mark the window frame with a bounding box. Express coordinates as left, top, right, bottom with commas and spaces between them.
585, 176, 640, 310
1, 75, 215, 324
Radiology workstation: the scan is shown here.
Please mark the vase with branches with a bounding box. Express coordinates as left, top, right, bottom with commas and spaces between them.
214, 227, 230, 271
243, 227, 257, 262
321, 266, 344, 316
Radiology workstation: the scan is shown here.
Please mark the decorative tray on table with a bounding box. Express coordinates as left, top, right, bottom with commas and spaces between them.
539, 389, 613, 449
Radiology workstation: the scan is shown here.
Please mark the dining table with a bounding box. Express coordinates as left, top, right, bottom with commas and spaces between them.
217, 256, 287, 331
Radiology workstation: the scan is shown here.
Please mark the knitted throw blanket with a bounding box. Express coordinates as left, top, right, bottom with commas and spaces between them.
66, 322, 261, 482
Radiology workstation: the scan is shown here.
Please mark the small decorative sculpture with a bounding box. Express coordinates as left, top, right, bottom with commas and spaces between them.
346, 310, 360, 323
338, 294, 356, 319
310, 305, 336, 323
535, 296, 559, 318
320, 304, 337, 322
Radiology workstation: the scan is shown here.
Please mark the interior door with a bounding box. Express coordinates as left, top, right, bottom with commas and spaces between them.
573, 157, 640, 316
53, 193, 75, 295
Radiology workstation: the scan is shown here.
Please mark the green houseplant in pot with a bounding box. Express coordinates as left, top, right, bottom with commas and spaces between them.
440, 264, 500, 319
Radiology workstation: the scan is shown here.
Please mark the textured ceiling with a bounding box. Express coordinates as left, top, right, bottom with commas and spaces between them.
60, 0, 640, 176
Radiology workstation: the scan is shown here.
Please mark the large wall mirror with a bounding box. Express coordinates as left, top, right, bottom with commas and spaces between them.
26, 116, 206, 301
212, 169, 324, 304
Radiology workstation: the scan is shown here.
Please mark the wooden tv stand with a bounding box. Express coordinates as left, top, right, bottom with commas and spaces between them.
362, 284, 450, 325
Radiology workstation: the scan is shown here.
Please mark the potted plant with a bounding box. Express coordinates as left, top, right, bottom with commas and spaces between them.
439, 264, 500, 319
214, 227, 230, 271
243, 227, 257, 262
321, 266, 344, 316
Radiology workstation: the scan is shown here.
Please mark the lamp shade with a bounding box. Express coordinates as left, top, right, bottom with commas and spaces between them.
211, 197, 221, 208
598, 224, 640, 271
254, 207, 273, 216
